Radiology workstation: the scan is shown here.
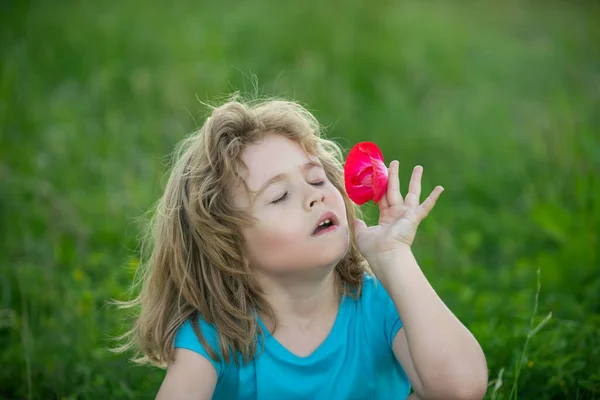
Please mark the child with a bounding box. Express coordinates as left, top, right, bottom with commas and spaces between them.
119, 96, 488, 399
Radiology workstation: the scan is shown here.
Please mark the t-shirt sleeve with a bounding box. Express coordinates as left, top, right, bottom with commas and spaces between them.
364, 275, 404, 348
174, 317, 224, 377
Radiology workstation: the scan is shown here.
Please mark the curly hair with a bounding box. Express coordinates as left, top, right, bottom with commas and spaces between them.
114, 94, 369, 368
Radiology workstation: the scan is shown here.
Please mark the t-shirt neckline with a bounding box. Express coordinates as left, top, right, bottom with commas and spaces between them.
256, 295, 349, 365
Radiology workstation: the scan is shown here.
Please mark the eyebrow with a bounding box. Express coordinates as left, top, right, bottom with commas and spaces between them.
251, 161, 323, 200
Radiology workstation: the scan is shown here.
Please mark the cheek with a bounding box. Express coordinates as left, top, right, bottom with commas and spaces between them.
243, 218, 305, 263
254, 225, 299, 247
330, 187, 348, 218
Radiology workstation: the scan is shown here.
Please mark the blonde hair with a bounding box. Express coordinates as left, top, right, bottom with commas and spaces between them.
115, 95, 369, 368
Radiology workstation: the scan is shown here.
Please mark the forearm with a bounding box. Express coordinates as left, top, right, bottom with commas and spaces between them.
372, 247, 488, 396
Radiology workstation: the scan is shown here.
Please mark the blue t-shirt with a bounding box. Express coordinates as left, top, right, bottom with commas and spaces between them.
174, 274, 411, 399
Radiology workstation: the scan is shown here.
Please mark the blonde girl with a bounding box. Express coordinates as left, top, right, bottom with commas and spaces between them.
118, 96, 488, 400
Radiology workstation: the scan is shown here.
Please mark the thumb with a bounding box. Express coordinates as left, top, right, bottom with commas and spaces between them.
353, 218, 368, 235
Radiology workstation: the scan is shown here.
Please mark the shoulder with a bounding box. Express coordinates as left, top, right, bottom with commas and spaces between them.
359, 273, 391, 302
175, 315, 220, 350
174, 315, 224, 376
158, 347, 218, 400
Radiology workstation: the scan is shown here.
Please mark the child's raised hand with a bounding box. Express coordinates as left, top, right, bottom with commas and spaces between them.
352, 161, 444, 262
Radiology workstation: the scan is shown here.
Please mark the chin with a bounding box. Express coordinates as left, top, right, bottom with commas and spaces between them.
319, 233, 350, 267
285, 241, 349, 275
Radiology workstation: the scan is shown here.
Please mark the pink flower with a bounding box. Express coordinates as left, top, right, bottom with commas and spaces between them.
343, 142, 389, 205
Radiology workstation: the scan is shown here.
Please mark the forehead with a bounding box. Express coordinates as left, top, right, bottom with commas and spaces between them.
241, 134, 317, 188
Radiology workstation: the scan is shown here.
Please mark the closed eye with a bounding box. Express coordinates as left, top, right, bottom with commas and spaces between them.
271, 182, 325, 205
271, 192, 288, 204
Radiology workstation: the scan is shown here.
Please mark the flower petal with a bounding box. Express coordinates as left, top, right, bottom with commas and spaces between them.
351, 166, 373, 186
371, 158, 388, 203
355, 142, 384, 162
344, 141, 387, 205
347, 184, 374, 205
344, 144, 372, 178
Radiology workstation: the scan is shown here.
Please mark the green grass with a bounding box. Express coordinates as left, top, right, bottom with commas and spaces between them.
1, 0, 599, 398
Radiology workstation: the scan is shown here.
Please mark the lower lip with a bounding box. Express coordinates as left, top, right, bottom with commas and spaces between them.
312, 225, 338, 236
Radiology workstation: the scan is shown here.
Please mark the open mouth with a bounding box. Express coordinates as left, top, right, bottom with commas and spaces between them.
312, 212, 339, 235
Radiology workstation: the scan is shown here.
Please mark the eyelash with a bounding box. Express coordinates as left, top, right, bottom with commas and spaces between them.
271, 181, 325, 204
272, 193, 287, 204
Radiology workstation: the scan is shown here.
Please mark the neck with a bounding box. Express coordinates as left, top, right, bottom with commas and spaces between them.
256, 268, 339, 330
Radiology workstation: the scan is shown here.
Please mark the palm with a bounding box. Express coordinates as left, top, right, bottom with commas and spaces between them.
353, 162, 444, 261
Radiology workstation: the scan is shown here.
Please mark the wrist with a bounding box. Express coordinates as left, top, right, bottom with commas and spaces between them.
368, 244, 414, 274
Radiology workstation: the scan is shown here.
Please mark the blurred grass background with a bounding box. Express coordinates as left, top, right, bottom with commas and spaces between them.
1, 0, 599, 398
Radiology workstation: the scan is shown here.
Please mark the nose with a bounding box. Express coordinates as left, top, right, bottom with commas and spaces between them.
305, 185, 326, 210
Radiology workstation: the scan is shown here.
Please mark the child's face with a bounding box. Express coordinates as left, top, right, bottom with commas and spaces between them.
233, 134, 350, 276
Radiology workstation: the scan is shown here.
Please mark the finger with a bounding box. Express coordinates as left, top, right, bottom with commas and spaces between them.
387, 160, 403, 206
352, 218, 368, 236
379, 187, 389, 209
405, 165, 423, 208
417, 186, 444, 219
